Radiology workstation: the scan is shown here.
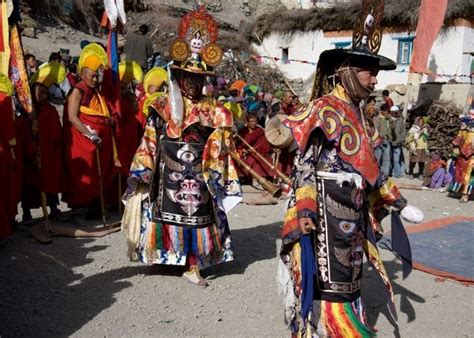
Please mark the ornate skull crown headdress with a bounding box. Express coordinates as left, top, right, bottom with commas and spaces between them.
169, 5, 223, 75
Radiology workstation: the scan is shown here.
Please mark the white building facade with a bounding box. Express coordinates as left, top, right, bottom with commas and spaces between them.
251, 19, 474, 90
280, 0, 361, 9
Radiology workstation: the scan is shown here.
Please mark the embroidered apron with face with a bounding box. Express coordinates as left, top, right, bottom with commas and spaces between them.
154, 140, 214, 228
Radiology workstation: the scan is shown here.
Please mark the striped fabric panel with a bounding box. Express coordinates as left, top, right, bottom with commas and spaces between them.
152, 222, 225, 257
320, 299, 375, 338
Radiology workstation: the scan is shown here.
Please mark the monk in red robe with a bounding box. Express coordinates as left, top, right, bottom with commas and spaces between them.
21, 62, 66, 223
237, 114, 274, 184
281, 90, 297, 115
12, 112, 36, 223
63, 43, 119, 222
277, 91, 298, 178
108, 61, 144, 203
0, 74, 16, 240
116, 61, 143, 176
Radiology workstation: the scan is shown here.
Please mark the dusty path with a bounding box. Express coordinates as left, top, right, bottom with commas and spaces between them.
0, 183, 473, 337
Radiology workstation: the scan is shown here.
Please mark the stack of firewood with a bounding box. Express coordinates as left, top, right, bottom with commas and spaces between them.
424, 100, 462, 158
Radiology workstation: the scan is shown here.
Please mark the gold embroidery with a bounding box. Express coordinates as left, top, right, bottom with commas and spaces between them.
369, 178, 396, 205
340, 120, 361, 156
295, 185, 317, 201
325, 195, 360, 220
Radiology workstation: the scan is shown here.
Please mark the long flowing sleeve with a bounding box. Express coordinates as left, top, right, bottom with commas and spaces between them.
281, 135, 319, 248
125, 115, 160, 198
202, 127, 242, 213
366, 174, 407, 237
122, 115, 160, 261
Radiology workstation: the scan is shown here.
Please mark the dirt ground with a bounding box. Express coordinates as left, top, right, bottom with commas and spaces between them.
0, 179, 473, 337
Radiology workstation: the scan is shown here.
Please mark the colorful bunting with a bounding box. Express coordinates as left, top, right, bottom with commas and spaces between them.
239, 50, 472, 80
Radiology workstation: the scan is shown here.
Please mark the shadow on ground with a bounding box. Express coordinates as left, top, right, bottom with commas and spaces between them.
362, 258, 426, 338
0, 218, 420, 337
0, 221, 142, 337
0, 220, 282, 336
204, 221, 281, 279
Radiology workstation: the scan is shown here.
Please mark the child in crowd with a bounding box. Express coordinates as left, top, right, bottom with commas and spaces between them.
422, 153, 452, 190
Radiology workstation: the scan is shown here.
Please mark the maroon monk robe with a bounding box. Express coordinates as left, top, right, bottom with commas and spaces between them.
13, 115, 36, 211
237, 126, 274, 178
38, 103, 63, 193
21, 102, 64, 209
277, 149, 295, 177
117, 90, 139, 176
22, 103, 64, 208
63, 81, 117, 207
38, 103, 64, 193
0, 93, 16, 238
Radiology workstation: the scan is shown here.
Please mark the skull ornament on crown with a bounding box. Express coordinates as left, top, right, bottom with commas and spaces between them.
362, 12, 374, 45
364, 12, 374, 34
169, 5, 223, 75
190, 31, 204, 54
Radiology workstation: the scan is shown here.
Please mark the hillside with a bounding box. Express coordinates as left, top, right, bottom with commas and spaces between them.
21, 1, 289, 92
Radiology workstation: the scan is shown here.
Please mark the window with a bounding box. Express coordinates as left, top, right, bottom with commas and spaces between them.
397, 37, 414, 65
334, 41, 351, 49
281, 47, 289, 64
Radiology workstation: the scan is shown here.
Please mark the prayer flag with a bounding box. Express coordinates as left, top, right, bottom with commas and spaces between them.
409, 0, 448, 73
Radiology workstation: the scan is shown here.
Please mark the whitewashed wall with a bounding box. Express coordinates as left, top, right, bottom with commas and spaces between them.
280, 0, 315, 9
251, 25, 473, 90
280, 0, 362, 7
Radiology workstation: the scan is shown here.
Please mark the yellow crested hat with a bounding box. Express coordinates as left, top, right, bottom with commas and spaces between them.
143, 67, 168, 94
119, 61, 143, 84
30, 61, 66, 88
143, 91, 167, 118
0, 72, 13, 96
78, 43, 108, 72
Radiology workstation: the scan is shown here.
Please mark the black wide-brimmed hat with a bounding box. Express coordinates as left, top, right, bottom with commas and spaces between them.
318, 45, 396, 73
310, 0, 396, 100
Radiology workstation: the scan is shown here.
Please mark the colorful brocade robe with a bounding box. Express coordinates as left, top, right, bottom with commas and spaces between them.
449, 128, 474, 196
122, 95, 242, 269
279, 85, 408, 337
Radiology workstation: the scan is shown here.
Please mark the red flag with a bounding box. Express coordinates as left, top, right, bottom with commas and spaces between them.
409, 0, 448, 74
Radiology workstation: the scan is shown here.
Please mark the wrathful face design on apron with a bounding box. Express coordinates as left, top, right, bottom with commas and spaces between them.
155, 141, 214, 227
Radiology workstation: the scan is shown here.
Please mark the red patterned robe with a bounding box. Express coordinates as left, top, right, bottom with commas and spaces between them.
449, 128, 474, 196
280, 85, 409, 336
